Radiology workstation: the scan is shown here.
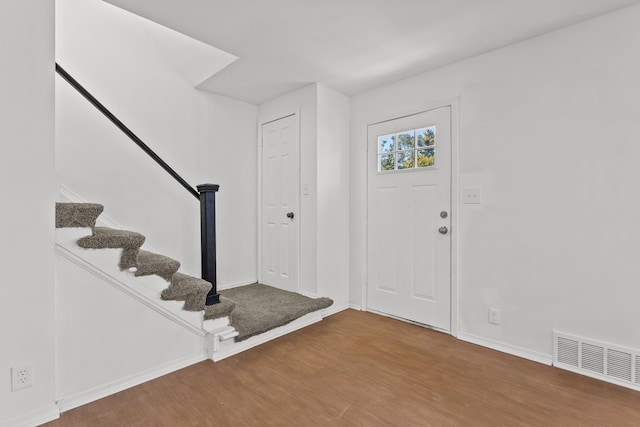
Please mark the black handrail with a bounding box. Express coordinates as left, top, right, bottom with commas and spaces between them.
57, 63, 220, 305
55, 63, 199, 200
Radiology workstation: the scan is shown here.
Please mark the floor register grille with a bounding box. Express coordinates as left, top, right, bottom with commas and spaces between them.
554, 331, 640, 392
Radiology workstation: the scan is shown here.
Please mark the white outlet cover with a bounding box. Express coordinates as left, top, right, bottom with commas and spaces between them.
11, 364, 33, 391
463, 188, 482, 204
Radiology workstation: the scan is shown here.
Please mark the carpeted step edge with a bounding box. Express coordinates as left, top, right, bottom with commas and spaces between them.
230, 297, 333, 341
162, 272, 212, 311
56, 202, 104, 230
77, 226, 145, 269
203, 296, 236, 321
135, 249, 180, 281
231, 296, 333, 341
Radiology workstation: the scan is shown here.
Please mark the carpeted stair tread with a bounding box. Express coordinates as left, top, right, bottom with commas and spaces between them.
77, 226, 145, 249
77, 226, 145, 269
203, 296, 236, 321
56, 202, 104, 230
135, 250, 180, 281
161, 272, 212, 311
220, 283, 333, 341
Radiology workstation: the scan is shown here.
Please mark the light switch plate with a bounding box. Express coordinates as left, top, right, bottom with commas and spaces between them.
463, 188, 481, 204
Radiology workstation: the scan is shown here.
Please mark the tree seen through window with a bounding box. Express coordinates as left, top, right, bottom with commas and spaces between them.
378, 126, 435, 172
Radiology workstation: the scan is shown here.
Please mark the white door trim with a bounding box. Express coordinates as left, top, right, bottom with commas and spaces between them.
361, 97, 460, 337
257, 111, 302, 290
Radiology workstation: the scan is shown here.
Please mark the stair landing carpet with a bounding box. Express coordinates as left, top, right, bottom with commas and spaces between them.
218, 283, 333, 341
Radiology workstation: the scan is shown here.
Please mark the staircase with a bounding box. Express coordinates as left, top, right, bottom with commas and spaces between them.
55, 201, 333, 360
55, 202, 237, 338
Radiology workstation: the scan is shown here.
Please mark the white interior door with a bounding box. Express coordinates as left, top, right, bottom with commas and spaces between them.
261, 114, 299, 292
367, 107, 452, 331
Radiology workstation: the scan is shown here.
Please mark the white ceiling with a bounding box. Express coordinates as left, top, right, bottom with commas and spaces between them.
103, 0, 640, 104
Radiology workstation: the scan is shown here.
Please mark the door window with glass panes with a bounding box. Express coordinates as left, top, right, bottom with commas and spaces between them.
377, 126, 436, 172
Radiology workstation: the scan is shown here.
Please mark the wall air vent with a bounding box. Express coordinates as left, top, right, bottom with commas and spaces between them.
553, 331, 640, 392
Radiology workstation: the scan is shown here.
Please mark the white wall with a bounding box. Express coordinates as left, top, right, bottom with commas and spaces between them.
55, 252, 205, 407
317, 85, 350, 308
56, 0, 258, 286
0, 2, 57, 426
258, 84, 350, 309
351, 5, 640, 359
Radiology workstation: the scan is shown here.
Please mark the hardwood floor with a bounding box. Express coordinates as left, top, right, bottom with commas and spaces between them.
43, 309, 640, 426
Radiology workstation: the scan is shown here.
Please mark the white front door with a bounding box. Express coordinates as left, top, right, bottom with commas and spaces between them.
367, 107, 452, 331
261, 114, 299, 292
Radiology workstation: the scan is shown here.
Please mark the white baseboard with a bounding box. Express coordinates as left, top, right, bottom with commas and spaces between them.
210, 312, 324, 362
0, 404, 59, 427
322, 302, 350, 317
457, 332, 552, 366
348, 302, 362, 311
57, 352, 206, 413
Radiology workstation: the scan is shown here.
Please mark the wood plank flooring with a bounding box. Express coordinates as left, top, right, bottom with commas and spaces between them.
43, 309, 640, 426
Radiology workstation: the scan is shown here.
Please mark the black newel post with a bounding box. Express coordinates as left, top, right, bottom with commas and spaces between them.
198, 184, 220, 305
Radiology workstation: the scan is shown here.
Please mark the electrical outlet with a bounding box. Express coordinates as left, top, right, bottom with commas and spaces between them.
463, 188, 482, 204
488, 308, 501, 325
11, 364, 33, 391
